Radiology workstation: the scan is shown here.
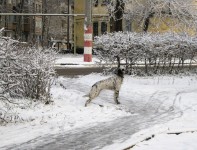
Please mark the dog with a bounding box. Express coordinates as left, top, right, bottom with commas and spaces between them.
85, 68, 124, 107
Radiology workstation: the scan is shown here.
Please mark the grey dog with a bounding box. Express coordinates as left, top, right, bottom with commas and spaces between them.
85, 68, 124, 107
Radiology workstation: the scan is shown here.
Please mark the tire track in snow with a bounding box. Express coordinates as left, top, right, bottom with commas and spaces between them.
6, 109, 180, 150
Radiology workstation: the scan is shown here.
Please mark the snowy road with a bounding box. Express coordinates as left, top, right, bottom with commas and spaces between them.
4, 74, 188, 150
8, 112, 178, 150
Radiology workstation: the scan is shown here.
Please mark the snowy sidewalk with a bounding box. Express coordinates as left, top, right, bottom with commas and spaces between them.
55, 54, 100, 67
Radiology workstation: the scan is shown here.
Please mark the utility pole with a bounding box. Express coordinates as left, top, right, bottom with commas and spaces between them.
16, 0, 25, 40
42, 0, 47, 47
84, 0, 92, 62
67, 0, 70, 50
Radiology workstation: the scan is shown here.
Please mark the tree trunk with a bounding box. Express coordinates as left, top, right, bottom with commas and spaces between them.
143, 12, 154, 32
42, 0, 48, 47
110, 0, 124, 32
16, 0, 25, 40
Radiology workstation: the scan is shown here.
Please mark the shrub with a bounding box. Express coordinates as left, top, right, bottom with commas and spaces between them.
94, 32, 197, 75
0, 34, 56, 124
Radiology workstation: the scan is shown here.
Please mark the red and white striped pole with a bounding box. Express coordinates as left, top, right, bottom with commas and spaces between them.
84, 25, 93, 62
84, 0, 92, 62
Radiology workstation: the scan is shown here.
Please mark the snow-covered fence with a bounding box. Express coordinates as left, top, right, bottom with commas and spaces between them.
94, 32, 197, 75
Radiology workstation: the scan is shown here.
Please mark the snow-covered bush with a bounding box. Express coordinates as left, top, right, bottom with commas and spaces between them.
0, 37, 56, 101
94, 32, 197, 75
0, 34, 56, 124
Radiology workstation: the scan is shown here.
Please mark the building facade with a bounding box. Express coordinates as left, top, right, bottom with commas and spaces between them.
74, 0, 111, 53
47, 0, 74, 52
74, 0, 197, 53
0, 0, 74, 49
0, 0, 43, 43
1, 0, 196, 51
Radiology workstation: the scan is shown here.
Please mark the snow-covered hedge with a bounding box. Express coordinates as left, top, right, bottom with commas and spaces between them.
0, 37, 56, 101
0, 38, 55, 101
0, 35, 56, 124
94, 32, 197, 75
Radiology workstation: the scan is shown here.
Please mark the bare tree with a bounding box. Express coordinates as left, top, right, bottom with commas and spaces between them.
108, 0, 124, 32
104, 0, 197, 33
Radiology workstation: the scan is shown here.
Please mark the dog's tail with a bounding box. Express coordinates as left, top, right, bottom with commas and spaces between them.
83, 94, 89, 98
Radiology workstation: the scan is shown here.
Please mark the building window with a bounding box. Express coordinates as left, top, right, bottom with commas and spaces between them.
0, 0, 3, 5
36, 20, 42, 28
93, 22, 98, 37
7, 0, 12, 4
101, 0, 110, 5
101, 22, 107, 34
24, 16, 29, 24
39, 5, 42, 13
125, 20, 131, 31
9, 15, 14, 23
94, 0, 98, 7
36, 4, 38, 12
35, 4, 42, 13
12, 1, 16, 5
32, 3, 35, 13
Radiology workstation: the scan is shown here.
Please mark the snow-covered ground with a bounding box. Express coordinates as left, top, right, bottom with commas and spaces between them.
55, 54, 101, 67
0, 54, 197, 150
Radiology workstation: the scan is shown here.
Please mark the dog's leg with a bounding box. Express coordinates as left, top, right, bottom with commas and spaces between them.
114, 90, 120, 104
85, 85, 100, 107
85, 98, 92, 107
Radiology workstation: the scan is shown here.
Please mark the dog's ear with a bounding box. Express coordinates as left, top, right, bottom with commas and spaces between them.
117, 68, 124, 77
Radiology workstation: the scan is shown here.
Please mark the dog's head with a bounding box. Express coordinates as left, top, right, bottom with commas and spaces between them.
116, 68, 124, 78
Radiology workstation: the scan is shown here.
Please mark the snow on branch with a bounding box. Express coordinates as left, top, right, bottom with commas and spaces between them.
105, 0, 197, 32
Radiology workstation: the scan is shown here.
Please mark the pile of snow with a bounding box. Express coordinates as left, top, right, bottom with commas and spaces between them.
55, 54, 101, 67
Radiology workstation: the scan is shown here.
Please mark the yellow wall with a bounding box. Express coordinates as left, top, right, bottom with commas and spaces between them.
74, 0, 110, 50
148, 17, 196, 35
74, 0, 197, 50
129, 0, 197, 35
131, 17, 197, 35
74, 0, 84, 50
